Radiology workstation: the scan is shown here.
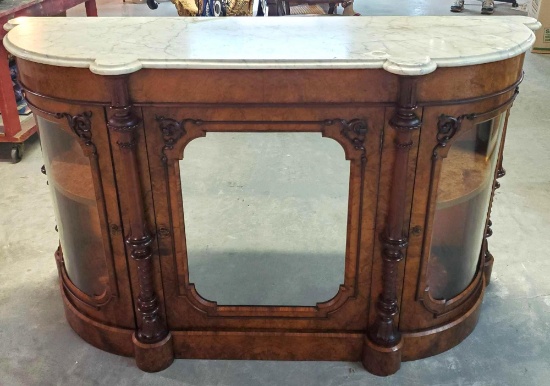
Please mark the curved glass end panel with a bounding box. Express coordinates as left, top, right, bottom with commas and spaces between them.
38, 117, 108, 297
428, 113, 506, 300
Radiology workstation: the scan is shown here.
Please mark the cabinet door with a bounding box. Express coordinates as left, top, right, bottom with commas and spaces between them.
36, 106, 135, 328
401, 105, 509, 329
426, 114, 505, 302
144, 105, 384, 331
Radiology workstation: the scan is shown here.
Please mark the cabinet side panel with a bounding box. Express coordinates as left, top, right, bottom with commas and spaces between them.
417, 55, 525, 103
17, 60, 111, 103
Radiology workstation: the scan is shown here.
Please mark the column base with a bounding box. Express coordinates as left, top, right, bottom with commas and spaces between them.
133, 333, 174, 372
361, 336, 403, 376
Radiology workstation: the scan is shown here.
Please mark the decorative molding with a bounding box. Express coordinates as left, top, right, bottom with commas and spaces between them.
433, 113, 475, 159
18, 96, 98, 156
156, 116, 203, 163
55, 111, 96, 155
396, 140, 413, 149
333, 118, 368, 162
155, 116, 368, 162
420, 269, 484, 315
107, 106, 140, 132
108, 106, 141, 150
486, 219, 493, 239
433, 86, 519, 160
19, 71, 523, 110
389, 106, 421, 133
54, 246, 112, 309
117, 139, 137, 149
156, 115, 368, 319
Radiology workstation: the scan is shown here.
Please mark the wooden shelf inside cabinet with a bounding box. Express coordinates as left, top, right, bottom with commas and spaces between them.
436, 146, 493, 210
49, 151, 95, 205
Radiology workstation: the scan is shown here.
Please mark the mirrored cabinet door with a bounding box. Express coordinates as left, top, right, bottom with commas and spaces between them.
180, 132, 350, 306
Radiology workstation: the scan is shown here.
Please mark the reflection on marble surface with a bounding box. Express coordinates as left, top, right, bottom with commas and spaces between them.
3, 15, 540, 75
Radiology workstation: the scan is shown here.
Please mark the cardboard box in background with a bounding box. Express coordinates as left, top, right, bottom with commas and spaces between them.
530, 0, 550, 53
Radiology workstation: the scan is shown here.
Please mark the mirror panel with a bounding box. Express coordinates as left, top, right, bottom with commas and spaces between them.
180, 132, 350, 306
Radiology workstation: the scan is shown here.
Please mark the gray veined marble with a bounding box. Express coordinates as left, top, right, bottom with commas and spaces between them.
2, 15, 541, 76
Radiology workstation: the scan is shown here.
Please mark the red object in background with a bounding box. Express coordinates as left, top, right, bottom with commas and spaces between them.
0, 0, 97, 162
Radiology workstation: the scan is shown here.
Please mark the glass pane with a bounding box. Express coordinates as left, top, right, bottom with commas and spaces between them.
39, 117, 109, 297
428, 113, 505, 300
180, 132, 349, 306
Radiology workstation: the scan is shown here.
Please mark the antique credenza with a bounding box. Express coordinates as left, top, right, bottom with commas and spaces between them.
4, 16, 540, 376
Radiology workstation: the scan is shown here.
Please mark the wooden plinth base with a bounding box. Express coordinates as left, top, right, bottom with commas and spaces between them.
61, 284, 134, 357
133, 333, 174, 372
361, 337, 403, 376
401, 279, 485, 361
60, 277, 485, 373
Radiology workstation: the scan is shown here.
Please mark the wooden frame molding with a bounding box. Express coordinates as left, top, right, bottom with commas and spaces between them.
154, 115, 373, 320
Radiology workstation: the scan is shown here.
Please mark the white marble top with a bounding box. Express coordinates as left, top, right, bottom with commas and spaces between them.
3, 16, 540, 76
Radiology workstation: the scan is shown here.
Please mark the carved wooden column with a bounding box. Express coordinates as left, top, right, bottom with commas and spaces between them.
107, 75, 173, 372
483, 108, 511, 285
363, 76, 421, 376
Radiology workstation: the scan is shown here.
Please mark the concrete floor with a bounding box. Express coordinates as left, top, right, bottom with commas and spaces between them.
1, 0, 550, 385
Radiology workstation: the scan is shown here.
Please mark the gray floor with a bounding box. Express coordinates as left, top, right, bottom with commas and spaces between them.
1, 0, 550, 385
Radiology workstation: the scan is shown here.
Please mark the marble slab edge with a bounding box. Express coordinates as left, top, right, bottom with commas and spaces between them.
3, 16, 542, 77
